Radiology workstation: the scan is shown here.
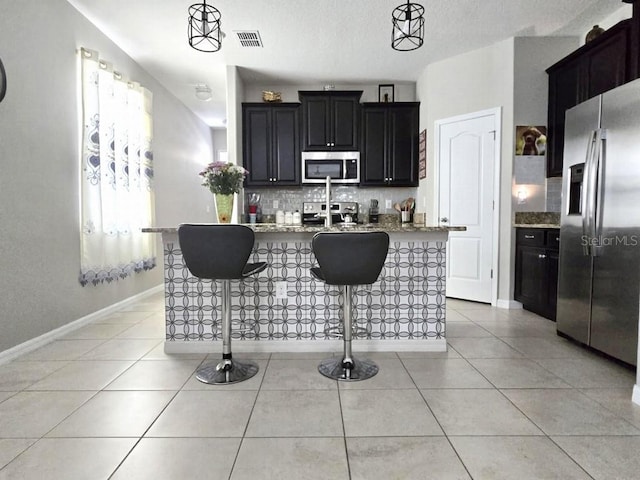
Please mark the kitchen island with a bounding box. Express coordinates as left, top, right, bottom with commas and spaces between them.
144, 223, 465, 353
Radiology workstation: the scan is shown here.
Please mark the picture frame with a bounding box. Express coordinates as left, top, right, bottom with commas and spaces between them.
378, 84, 394, 103
515, 125, 547, 156
418, 130, 427, 180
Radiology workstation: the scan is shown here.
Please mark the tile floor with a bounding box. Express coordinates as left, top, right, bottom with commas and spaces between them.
0, 293, 639, 479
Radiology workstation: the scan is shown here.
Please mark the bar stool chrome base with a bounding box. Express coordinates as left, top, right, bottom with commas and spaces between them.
196, 358, 259, 385
311, 232, 389, 383
318, 356, 379, 381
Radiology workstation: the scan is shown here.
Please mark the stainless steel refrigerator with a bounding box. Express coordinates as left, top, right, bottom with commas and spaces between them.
557, 78, 640, 366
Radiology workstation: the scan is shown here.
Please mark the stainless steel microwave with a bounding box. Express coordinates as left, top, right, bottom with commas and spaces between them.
301, 151, 360, 184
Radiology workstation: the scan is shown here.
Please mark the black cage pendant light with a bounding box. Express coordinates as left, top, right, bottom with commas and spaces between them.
188, 0, 222, 52
392, 1, 425, 51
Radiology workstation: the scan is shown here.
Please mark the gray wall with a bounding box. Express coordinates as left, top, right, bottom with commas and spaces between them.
0, 0, 214, 353
513, 36, 579, 213
415, 35, 584, 305
242, 82, 417, 103
416, 38, 516, 305
212, 128, 228, 161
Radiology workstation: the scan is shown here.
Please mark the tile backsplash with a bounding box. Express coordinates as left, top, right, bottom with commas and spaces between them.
246, 185, 418, 220
546, 177, 562, 213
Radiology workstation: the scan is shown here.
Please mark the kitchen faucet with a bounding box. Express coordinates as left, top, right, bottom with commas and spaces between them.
324, 176, 332, 228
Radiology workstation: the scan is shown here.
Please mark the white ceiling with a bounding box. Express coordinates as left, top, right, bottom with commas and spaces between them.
66, 0, 629, 127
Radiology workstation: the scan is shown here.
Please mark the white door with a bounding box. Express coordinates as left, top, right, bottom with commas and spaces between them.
437, 109, 499, 304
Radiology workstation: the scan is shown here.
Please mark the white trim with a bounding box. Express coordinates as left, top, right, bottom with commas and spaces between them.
164, 338, 448, 354
497, 299, 523, 310
633, 384, 640, 406
434, 107, 502, 306
491, 108, 502, 308
0, 285, 163, 366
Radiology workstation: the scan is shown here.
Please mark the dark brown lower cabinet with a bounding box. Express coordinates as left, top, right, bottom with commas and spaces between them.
514, 228, 560, 321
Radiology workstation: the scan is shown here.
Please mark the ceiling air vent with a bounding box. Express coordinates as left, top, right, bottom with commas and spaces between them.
234, 31, 263, 48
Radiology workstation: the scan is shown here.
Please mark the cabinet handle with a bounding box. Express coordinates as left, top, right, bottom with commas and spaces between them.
538, 254, 547, 259
326, 143, 331, 147
524, 235, 535, 239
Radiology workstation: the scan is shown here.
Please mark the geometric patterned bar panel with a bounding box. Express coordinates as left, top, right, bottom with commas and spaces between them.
162, 232, 447, 345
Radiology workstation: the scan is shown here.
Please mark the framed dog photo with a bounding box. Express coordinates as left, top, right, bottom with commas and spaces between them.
515, 125, 547, 156
378, 84, 394, 103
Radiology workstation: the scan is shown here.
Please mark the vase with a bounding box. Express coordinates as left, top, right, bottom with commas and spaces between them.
585, 25, 604, 43
214, 193, 234, 223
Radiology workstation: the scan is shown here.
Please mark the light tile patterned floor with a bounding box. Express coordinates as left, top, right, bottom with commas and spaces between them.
0, 293, 639, 479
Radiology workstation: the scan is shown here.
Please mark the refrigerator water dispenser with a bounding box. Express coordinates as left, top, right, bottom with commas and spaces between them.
568, 163, 584, 215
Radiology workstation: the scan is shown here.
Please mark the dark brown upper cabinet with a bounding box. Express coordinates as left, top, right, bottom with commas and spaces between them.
546, 19, 632, 177
242, 103, 300, 187
299, 91, 362, 151
360, 102, 419, 187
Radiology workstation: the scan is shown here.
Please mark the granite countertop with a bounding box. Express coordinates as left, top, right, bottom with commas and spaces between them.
514, 212, 560, 229
143, 223, 466, 234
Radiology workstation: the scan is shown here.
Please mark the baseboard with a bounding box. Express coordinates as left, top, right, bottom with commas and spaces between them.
0, 284, 163, 366
496, 299, 523, 310
633, 384, 640, 406
164, 338, 448, 354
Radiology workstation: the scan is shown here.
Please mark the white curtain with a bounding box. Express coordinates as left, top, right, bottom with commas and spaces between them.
79, 48, 156, 286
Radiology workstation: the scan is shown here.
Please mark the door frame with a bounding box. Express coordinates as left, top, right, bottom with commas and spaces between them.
434, 107, 502, 306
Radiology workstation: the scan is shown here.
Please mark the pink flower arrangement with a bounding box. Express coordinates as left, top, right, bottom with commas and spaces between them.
199, 161, 248, 195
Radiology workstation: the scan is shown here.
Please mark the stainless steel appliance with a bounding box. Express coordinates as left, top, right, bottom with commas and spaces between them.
369, 199, 379, 223
301, 151, 360, 184
557, 78, 640, 366
302, 202, 358, 225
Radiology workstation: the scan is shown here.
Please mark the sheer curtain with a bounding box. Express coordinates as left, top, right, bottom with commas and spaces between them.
79, 48, 156, 286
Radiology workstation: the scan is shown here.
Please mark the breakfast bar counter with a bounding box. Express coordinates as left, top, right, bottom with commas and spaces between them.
144, 224, 465, 353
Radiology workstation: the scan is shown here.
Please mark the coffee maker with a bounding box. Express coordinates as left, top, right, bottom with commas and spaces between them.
369, 199, 379, 223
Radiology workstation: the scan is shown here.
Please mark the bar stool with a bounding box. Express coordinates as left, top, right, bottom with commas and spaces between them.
178, 224, 267, 384
311, 231, 389, 381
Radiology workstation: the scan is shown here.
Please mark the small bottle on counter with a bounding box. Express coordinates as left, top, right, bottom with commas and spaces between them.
284, 211, 293, 225
292, 210, 301, 225
276, 210, 285, 224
